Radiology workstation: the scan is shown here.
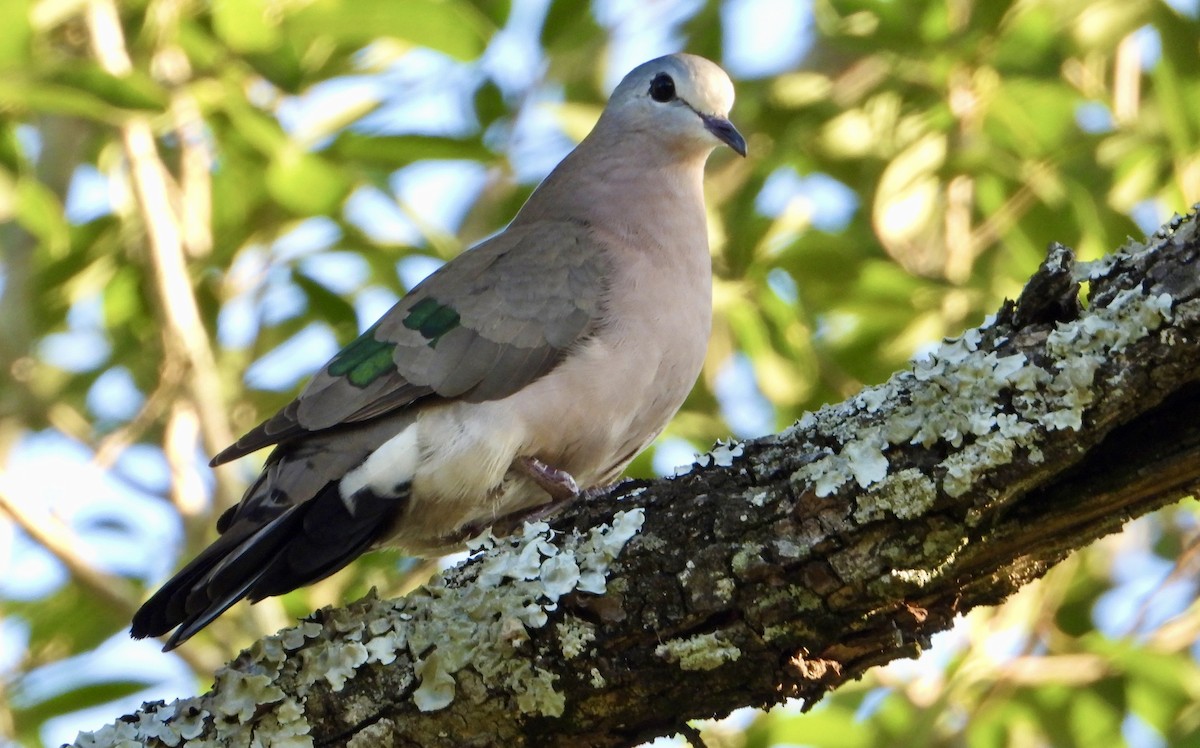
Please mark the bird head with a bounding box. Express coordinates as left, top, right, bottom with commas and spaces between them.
602, 53, 747, 159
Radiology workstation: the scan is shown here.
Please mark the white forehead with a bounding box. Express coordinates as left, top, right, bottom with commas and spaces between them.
610, 53, 736, 116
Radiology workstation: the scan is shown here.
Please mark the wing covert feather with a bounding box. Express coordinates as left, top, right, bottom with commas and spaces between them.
211, 221, 610, 465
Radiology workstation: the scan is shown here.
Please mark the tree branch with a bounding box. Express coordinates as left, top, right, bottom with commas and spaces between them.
72, 209, 1200, 747
0, 486, 135, 616
84, 0, 239, 510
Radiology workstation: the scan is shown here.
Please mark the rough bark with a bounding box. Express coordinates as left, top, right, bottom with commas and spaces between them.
75, 209, 1200, 748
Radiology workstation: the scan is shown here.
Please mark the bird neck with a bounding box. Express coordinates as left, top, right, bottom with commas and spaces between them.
512, 133, 711, 239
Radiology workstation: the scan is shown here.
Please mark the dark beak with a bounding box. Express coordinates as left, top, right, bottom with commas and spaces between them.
703, 114, 747, 157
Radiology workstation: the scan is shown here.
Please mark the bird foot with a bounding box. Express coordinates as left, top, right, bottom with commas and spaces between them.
516, 456, 579, 501
455, 458, 587, 542
454, 486, 612, 546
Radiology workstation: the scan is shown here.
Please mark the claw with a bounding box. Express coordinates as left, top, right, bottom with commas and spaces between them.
516, 456, 580, 501
449, 459, 617, 544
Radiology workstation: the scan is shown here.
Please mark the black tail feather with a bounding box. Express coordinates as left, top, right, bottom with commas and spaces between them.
130, 483, 402, 651
249, 487, 401, 600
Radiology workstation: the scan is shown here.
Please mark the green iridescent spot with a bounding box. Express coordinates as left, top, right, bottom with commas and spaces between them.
328, 323, 396, 388
403, 297, 460, 347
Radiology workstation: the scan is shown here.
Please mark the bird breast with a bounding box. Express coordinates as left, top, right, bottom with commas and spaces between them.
391, 229, 712, 553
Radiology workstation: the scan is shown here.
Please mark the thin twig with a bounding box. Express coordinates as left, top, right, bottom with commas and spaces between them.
84, 0, 239, 510
93, 358, 185, 470
0, 482, 134, 615
679, 723, 709, 748
165, 400, 209, 520
0, 480, 215, 672
1129, 528, 1200, 636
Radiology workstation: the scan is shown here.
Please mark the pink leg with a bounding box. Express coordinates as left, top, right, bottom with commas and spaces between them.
452, 458, 587, 542
516, 456, 579, 501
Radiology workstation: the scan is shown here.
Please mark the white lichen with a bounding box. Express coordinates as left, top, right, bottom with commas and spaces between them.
854, 468, 938, 523
709, 439, 746, 467
655, 632, 742, 671
74, 720, 140, 748
556, 616, 597, 659
786, 281, 1174, 507
540, 553, 583, 598
513, 665, 566, 716
891, 532, 967, 587
714, 577, 736, 604
676, 439, 746, 475
731, 543, 766, 576
214, 669, 285, 721
249, 697, 313, 748
282, 621, 323, 651
71, 511, 645, 746
413, 652, 456, 711
842, 430, 889, 489
302, 639, 369, 691
71, 688, 299, 748
376, 509, 645, 717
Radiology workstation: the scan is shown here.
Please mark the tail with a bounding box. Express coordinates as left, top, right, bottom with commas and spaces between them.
131, 482, 400, 650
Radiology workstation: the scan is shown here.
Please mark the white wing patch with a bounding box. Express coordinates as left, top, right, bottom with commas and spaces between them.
340, 424, 419, 505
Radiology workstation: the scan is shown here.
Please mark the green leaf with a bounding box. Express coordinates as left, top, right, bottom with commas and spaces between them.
329, 133, 492, 168
1068, 678, 1125, 746
243, 43, 308, 92
13, 680, 155, 742
542, 0, 605, 55
986, 77, 1080, 156
0, 120, 24, 172
1151, 8, 1200, 155
8, 583, 128, 657
763, 705, 876, 747
209, 136, 270, 241
221, 96, 290, 156
0, 0, 32, 68
0, 77, 125, 123
292, 269, 359, 332
265, 147, 352, 215
15, 176, 69, 255
103, 264, 144, 329
474, 79, 507, 127
212, 0, 282, 52
472, 0, 512, 27
288, 0, 493, 60
49, 63, 168, 111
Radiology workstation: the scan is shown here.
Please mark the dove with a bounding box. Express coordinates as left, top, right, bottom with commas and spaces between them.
131, 53, 746, 650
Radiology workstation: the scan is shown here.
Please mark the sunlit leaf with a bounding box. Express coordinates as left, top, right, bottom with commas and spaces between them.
292, 270, 358, 333
266, 147, 352, 215
15, 176, 69, 255
288, 0, 493, 61
0, 78, 125, 123
0, 0, 32, 68
329, 133, 493, 168
48, 64, 168, 111
212, 0, 282, 53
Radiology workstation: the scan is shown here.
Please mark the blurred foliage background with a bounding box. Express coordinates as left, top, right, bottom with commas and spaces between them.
1, 0, 1200, 745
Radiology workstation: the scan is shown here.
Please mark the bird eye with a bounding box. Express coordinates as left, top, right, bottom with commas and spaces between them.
648, 73, 676, 103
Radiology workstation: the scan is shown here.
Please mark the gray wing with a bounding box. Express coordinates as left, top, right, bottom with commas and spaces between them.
211, 220, 611, 465
131, 221, 611, 649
